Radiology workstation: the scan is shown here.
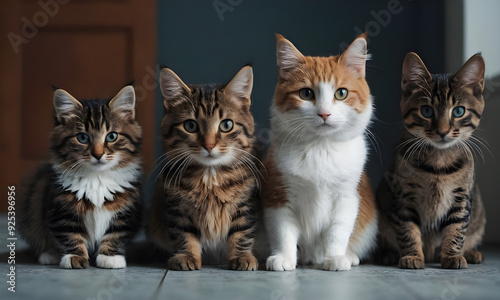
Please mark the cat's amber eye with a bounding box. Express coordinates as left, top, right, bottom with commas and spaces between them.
421, 105, 434, 118
76, 133, 89, 144
183, 120, 198, 133
334, 88, 348, 100
453, 106, 465, 118
106, 132, 118, 142
219, 119, 234, 132
299, 88, 315, 100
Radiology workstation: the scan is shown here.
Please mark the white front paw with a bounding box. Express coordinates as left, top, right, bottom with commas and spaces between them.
323, 255, 351, 271
266, 254, 296, 271
38, 251, 59, 265
347, 252, 360, 266
96, 254, 126, 269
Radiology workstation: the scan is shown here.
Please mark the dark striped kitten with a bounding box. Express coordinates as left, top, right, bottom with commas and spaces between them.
19, 86, 142, 269
148, 66, 259, 271
376, 53, 486, 269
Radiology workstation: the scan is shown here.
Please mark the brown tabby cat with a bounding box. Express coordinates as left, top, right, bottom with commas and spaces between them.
19, 86, 143, 269
376, 52, 487, 269
148, 65, 259, 271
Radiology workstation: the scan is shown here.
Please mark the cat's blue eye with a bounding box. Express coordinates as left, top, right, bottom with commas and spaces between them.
420, 105, 434, 118
219, 119, 234, 132
334, 88, 348, 100
184, 120, 198, 133
76, 133, 89, 144
452, 106, 465, 118
106, 132, 118, 142
299, 88, 315, 100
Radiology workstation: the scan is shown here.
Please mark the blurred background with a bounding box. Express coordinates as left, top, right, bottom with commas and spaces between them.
1, 0, 498, 245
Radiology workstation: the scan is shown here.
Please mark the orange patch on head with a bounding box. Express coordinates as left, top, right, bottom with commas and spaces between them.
333, 61, 371, 113
273, 34, 370, 114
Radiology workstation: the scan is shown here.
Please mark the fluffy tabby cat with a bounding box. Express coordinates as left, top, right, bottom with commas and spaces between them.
148, 66, 259, 271
261, 34, 378, 271
376, 52, 486, 269
19, 86, 142, 269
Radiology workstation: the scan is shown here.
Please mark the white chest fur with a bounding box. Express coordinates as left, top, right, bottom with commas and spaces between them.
56, 162, 141, 208
275, 136, 366, 239
276, 135, 367, 188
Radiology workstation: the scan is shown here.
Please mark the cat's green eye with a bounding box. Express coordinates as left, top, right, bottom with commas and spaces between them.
184, 120, 198, 133
334, 88, 348, 100
106, 132, 118, 142
76, 133, 89, 144
453, 106, 465, 118
299, 88, 315, 100
421, 105, 434, 118
219, 119, 234, 132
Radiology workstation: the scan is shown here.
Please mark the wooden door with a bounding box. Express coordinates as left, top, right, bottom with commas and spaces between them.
0, 0, 156, 211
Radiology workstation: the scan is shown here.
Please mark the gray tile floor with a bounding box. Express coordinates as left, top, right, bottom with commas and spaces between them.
1, 214, 499, 300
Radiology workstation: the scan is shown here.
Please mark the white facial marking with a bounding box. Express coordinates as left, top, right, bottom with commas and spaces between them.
271, 80, 372, 142
195, 145, 235, 167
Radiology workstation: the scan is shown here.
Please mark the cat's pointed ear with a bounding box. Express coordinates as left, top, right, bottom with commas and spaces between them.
160, 68, 191, 108
53, 89, 82, 122
109, 85, 136, 119
339, 34, 368, 78
453, 53, 485, 91
402, 52, 432, 90
276, 33, 305, 78
224, 65, 253, 106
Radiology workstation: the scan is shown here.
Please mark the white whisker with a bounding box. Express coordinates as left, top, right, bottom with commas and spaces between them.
230, 147, 267, 179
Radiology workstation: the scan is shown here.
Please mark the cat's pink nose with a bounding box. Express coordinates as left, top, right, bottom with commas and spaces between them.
318, 113, 331, 121
205, 144, 215, 152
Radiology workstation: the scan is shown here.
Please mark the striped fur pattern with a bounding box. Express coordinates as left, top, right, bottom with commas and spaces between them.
19, 86, 143, 269
149, 66, 260, 271
261, 34, 378, 272
376, 53, 487, 269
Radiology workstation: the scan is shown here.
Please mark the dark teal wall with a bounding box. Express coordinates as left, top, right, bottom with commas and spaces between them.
155, 0, 445, 187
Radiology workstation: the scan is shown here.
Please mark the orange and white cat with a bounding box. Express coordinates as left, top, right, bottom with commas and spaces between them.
261, 34, 378, 271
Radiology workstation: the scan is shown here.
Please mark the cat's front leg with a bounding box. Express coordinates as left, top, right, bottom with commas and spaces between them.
265, 207, 299, 271
48, 202, 89, 269
323, 193, 359, 271
226, 203, 258, 271
96, 205, 141, 269
166, 217, 202, 271
440, 194, 471, 269
390, 204, 425, 269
